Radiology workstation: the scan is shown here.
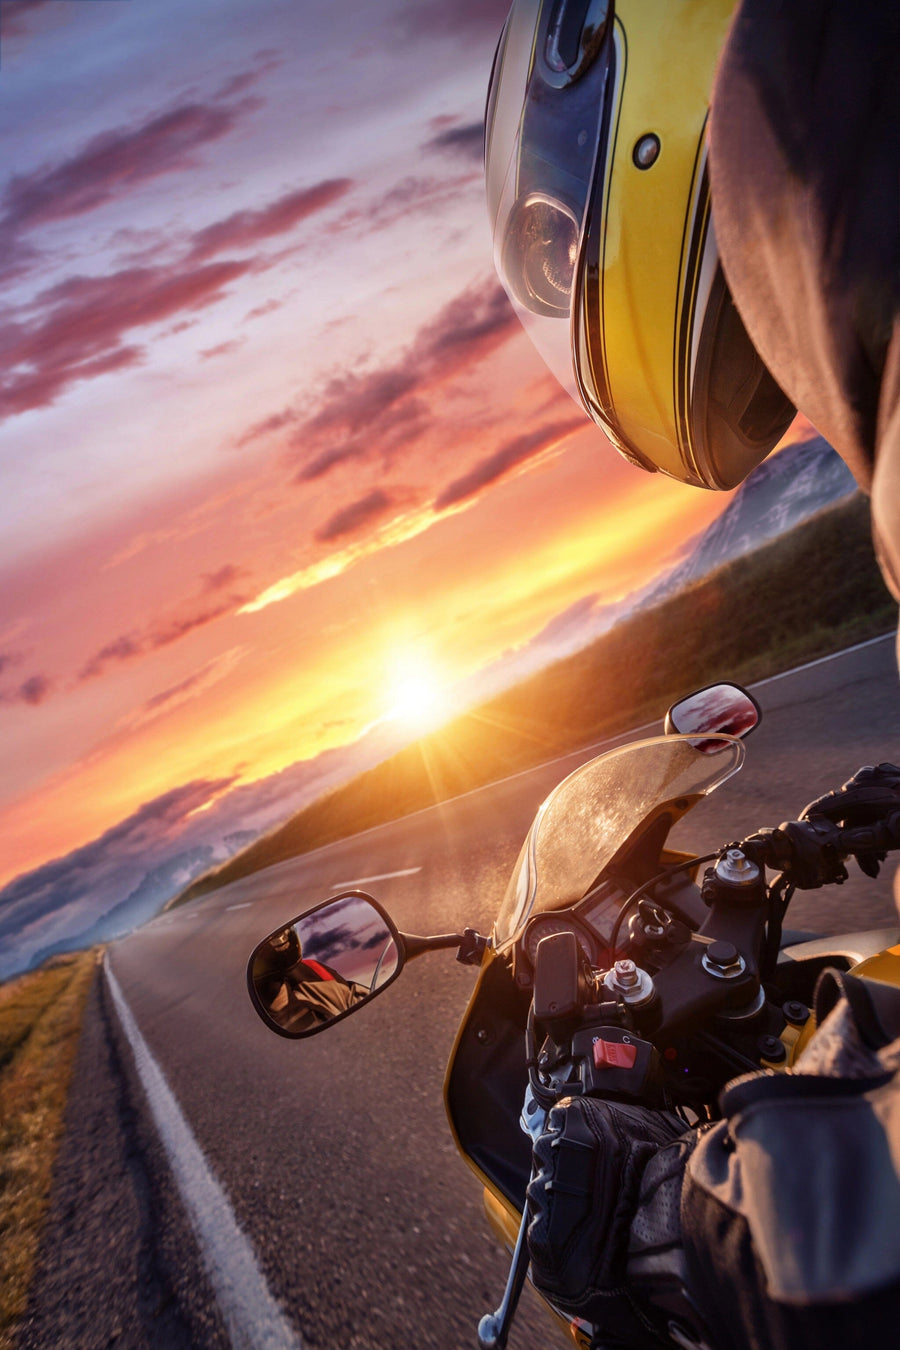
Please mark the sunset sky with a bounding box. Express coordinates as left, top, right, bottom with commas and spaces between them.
0, 0, 778, 965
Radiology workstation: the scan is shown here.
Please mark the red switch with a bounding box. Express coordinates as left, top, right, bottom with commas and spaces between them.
593, 1038, 638, 1070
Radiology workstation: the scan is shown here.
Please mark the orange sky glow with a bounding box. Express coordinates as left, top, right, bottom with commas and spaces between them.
0, 1, 814, 971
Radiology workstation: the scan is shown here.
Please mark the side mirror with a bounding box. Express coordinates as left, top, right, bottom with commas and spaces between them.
664, 682, 761, 746
247, 891, 403, 1039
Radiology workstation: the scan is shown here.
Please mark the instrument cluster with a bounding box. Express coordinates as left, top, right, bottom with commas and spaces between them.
514, 878, 625, 987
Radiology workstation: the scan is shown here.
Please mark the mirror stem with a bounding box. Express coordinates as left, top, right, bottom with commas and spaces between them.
399, 932, 466, 960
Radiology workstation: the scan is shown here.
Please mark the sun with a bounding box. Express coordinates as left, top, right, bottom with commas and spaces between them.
385, 657, 451, 732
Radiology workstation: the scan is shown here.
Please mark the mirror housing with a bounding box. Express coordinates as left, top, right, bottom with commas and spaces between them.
247, 891, 404, 1039
664, 682, 761, 746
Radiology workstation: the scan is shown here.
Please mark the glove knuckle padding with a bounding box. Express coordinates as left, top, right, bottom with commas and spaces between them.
802, 763, 900, 826
526, 1096, 683, 1318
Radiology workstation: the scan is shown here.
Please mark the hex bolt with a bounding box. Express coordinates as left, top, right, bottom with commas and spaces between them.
707, 940, 739, 968
758, 1034, 786, 1063
715, 848, 761, 887
613, 959, 639, 988
783, 1000, 810, 1025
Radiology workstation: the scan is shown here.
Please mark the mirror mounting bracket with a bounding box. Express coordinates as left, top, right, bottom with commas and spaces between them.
456, 929, 489, 966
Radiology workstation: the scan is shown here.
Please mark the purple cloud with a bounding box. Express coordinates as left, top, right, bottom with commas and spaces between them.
1, 1, 55, 40
433, 418, 584, 509
240, 280, 519, 490
0, 776, 237, 942
423, 122, 484, 161
0, 100, 249, 240
199, 338, 245, 361
201, 564, 246, 593
315, 489, 394, 542
0, 672, 53, 706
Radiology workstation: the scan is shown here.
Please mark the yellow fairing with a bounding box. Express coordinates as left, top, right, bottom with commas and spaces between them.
773, 946, 900, 1068
580, 0, 734, 483
851, 943, 900, 989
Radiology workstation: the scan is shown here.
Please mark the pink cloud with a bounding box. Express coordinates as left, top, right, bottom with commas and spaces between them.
0, 100, 253, 240
0, 258, 254, 420
187, 179, 353, 262
240, 280, 519, 489
199, 338, 245, 360
433, 419, 585, 508
78, 578, 251, 683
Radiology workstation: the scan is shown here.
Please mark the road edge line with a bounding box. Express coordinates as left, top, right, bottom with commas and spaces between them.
103, 956, 301, 1350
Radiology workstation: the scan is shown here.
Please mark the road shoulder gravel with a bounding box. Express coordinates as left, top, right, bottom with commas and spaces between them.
14, 969, 227, 1350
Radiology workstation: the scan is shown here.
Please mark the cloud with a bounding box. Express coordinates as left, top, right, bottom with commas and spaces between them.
236, 282, 531, 612
121, 647, 247, 731
1, 1, 55, 41
241, 279, 518, 477
0, 99, 251, 244
199, 338, 244, 360
238, 406, 298, 446
0, 777, 237, 942
149, 593, 246, 649
301, 367, 420, 448
411, 279, 518, 373
0, 257, 254, 421
433, 418, 584, 508
315, 489, 395, 542
245, 297, 284, 321
423, 122, 484, 161
202, 564, 246, 593
0, 673, 54, 706
0, 164, 360, 422
187, 179, 353, 262
78, 582, 249, 681
348, 170, 482, 236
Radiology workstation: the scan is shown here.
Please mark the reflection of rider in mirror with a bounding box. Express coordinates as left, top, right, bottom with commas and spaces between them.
252, 927, 367, 1033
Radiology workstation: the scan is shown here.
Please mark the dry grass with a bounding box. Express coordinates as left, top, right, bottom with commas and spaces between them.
0, 951, 97, 1348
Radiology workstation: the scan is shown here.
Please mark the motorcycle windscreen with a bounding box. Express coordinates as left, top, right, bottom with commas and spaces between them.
493, 732, 743, 948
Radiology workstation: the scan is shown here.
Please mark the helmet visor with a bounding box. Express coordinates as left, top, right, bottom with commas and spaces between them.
486, 0, 613, 398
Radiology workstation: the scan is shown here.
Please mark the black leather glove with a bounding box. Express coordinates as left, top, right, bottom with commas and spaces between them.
526, 1095, 690, 1348
801, 763, 900, 878
740, 764, 900, 886
801, 763, 900, 827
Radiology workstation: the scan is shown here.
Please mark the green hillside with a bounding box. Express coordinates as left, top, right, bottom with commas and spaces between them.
174, 493, 895, 904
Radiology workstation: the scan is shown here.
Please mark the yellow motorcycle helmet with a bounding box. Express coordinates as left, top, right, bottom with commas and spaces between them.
485, 0, 795, 489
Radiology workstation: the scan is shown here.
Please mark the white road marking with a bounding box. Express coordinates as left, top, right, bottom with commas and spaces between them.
225, 902, 254, 911
328, 866, 421, 889
104, 958, 301, 1350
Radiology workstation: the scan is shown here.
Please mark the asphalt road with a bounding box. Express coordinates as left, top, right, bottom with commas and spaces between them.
20, 637, 900, 1350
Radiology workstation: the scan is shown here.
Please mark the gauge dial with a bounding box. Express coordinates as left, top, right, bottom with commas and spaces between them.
522, 912, 597, 970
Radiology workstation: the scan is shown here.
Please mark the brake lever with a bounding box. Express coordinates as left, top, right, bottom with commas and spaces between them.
477, 1197, 531, 1350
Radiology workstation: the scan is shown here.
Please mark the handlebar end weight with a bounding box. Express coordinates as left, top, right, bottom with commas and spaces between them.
477, 1313, 505, 1350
